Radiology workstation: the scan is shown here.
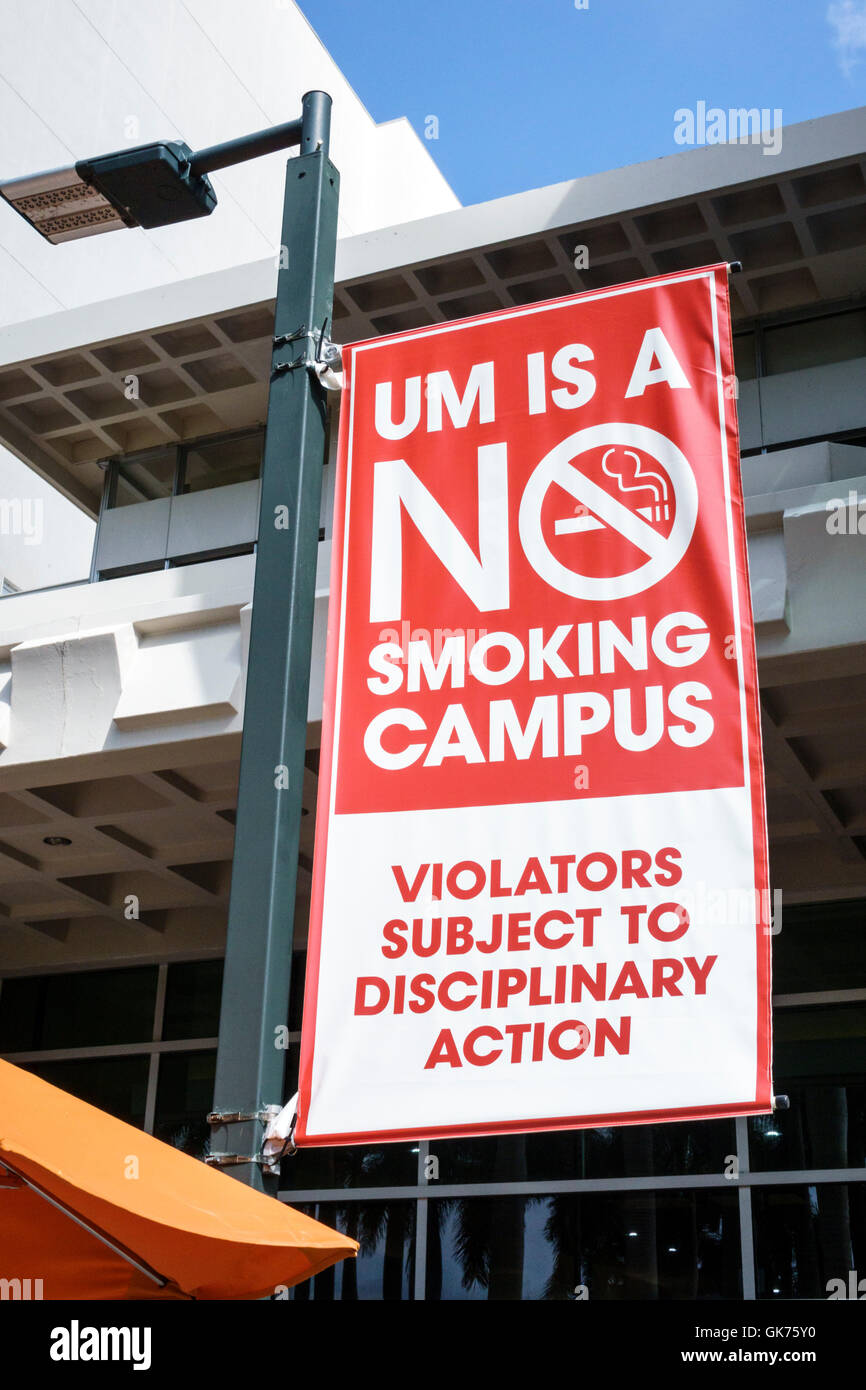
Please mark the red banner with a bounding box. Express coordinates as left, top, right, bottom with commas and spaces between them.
298, 265, 772, 1145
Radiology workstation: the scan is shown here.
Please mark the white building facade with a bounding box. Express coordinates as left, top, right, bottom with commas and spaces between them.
0, 87, 864, 1298
0, 0, 458, 594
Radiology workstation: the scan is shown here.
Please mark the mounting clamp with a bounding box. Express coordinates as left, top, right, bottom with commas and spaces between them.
204, 1103, 284, 1171
206, 1106, 279, 1126
272, 324, 343, 390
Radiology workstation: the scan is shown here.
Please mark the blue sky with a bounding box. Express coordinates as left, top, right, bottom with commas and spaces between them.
299, 0, 866, 205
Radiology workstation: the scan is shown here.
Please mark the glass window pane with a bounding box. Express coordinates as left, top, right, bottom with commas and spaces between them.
0, 976, 42, 1051
25, 1055, 149, 1127
753, 1182, 866, 1299
733, 332, 757, 381
162, 960, 223, 1040
289, 950, 306, 1032
750, 1083, 866, 1171
749, 1003, 866, 1171
153, 1049, 216, 1158
181, 433, 263, 494
111, 450, 176, 506
41, 967, 158, 1049
281, 1140, 418, 1191
773, 1001, 866, 1079
773, 900, 866, 994
762, 309, 866, 375
0, 967, 157, 1051
426, 1190, 741, 1300
432, 1119, 735, 1185
290, 1201, 415, 1300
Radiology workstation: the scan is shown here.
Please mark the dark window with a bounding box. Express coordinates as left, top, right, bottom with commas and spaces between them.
281, 1139, 418, 1192
24, 1055, 149, 1128
772, 900, 866, 994
162, 960, 223, 1040
753, 1183, 866, 1299
0, 975, 41, 1052
289, 950, 307, 1032
432, 1120, 735, 1185
0, 966, 157, 1051
426, 1190, 741, 1300
291, 1201, 415, 1300
750, 1083, 866, 1172
749, 1002, 866, 1171
762, 308, 866, 375
733, 332, 757, 381
153, 1048, 216, 1158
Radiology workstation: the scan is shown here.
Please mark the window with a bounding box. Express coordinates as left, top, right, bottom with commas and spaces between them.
773, 900, 866, 994
0, 965, 158, 1051
430, 1119, 735, 1185
753, 1184, 866, 1299
162, 959, 224, 1040
761, 307, 866, 376
733, 332, 757, 381
103, 429, 263, 510
153, 1049, 216, 1157
425, 1191, 741, 1301
748, 1002, 866, 1172
180, 431, 263, 493
4, 916, 865, 1301
111, 449, 177, 507
291, 1201, 416, 1300
283, 1138, 419, 1193
0, 959, 221, 1160
26, 1055, 149, 1128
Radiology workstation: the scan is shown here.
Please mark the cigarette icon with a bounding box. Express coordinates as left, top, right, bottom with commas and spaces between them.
554, 449, 670, 534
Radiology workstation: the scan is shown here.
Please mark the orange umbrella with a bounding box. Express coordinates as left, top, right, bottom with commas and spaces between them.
0, 1058, 356, 1299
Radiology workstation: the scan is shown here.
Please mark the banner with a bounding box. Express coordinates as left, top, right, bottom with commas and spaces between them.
297, 264, 772, 1145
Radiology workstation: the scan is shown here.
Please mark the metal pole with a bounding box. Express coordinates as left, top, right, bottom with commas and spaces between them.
209, 91, 339, 1193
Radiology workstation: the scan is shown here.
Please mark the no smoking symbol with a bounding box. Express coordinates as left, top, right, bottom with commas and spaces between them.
518, 422, 699, 601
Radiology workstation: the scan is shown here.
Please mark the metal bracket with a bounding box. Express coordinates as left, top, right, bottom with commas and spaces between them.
206, 1107, 276, 1125
204, 1152, 264, 1168
272, 324, 319, 372
272, 323, 342, 389
205, 1104, 284, 1171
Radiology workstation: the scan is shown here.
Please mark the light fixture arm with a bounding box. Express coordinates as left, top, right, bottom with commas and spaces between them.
188, 90, 331, 176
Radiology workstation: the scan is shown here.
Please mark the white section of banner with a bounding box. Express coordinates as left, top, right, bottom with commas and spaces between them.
303, 784, 759, 1139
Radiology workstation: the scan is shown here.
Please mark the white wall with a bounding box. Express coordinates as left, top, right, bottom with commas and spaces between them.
0, 0, 458, 589
0, 453, 95, 592
0, 0, 458, 325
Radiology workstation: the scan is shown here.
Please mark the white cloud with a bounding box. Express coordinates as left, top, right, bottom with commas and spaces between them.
827, 0, 866, 76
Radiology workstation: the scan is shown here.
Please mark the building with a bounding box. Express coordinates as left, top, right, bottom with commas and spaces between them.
0, 0, 458, 597
0, 96, 864, 1299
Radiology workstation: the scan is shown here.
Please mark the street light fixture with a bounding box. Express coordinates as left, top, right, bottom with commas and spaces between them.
0, 166, 134, 243
3, 93, 341, 1195
0, 143, 216, 242
0, 108, 329, 242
